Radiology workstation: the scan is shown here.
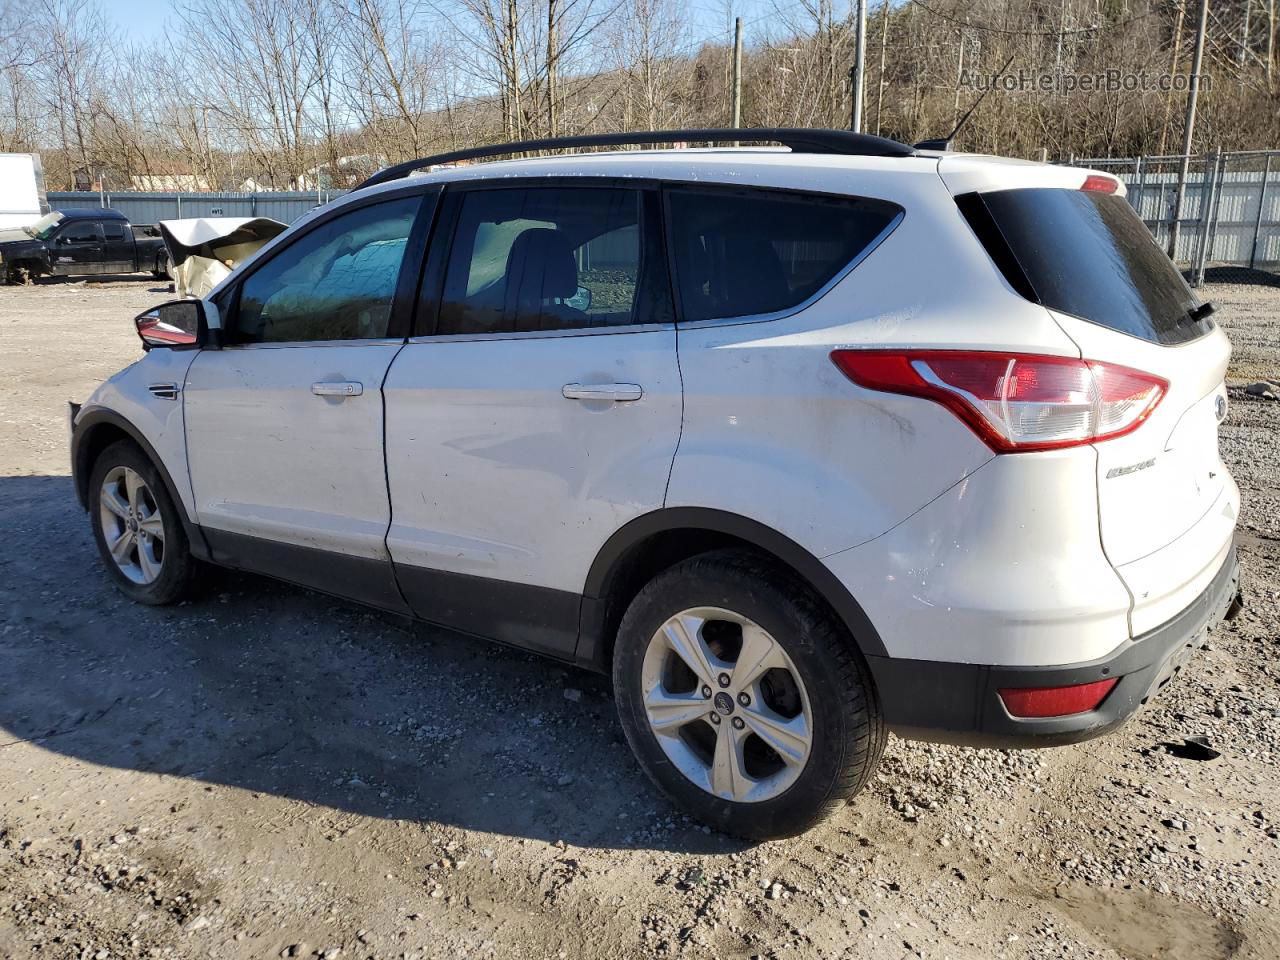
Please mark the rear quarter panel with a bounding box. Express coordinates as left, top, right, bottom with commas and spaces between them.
666, 167, 1083, 559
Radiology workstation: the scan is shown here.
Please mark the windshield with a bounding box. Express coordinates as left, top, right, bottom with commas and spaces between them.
960, 187, 1212, 345
26, 211, 65, 240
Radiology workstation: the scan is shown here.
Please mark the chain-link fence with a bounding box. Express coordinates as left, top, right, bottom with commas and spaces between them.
1071, 150, 1280, 287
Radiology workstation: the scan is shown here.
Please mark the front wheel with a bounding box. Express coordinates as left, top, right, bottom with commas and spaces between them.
88, 440, 196, 605
612, 550, 885, 839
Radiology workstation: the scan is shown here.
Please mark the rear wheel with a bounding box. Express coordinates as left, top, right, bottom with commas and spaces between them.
89, 440, 196, 605
612, 550, 885, 839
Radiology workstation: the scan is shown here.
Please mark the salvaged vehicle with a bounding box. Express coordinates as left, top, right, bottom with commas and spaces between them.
0, 208, 168, 284
158, 217, 288, 299
69, 129, 1243, 839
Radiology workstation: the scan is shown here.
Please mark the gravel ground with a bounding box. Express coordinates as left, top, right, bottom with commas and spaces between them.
1, 275, 1278, 960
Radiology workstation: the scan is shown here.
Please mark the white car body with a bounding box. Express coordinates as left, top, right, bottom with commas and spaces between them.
72, 142, 1240, 752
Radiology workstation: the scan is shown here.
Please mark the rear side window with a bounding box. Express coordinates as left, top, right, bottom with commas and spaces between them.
666, 187, 902, 322
102, 221, 127, 241
960, 188, 1211, 345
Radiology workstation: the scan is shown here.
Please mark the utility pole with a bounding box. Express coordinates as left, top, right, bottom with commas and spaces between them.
1170, 0, 1210, 260
730, 17, 743, 129
851, 0, 867, 131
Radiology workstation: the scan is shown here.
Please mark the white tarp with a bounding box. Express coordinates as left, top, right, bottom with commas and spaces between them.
158, 216, 287, 299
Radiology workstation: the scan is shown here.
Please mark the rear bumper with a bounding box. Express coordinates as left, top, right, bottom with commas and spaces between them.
867, 545, 1241, 748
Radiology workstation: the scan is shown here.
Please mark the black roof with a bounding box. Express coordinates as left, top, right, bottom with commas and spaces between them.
55, 207, 128, 220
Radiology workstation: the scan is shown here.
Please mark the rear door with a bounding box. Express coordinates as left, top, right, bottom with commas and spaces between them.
49, 220, 103, 274
183, 189, 433, 611
958, 181, 1236, 632
383, 182, 681, 657
100, 219, 135, 272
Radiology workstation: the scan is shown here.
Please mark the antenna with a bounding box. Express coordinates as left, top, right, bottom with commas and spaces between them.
914, 54, 1016, 151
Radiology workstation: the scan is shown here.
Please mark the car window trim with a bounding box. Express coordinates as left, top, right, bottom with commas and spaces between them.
412, 177, 670, 340
216, 337, 408, 351
659, 182, 905, 328
220, 184, 440, 347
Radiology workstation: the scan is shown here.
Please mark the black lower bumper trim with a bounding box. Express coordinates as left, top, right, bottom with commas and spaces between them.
866, 546, 1241, 748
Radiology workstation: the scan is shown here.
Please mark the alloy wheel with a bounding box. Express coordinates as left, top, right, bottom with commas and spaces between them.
640, 607, 813, 803
99, 466, 166, 585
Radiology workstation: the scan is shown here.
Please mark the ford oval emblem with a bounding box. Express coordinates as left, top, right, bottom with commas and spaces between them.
1215, 394, 1228, 421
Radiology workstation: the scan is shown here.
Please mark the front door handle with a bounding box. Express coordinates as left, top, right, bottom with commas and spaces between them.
311, 381, 363, 397
562, 382, 643, 402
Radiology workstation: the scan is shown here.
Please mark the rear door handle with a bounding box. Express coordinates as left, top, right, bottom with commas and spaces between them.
311, 381, 363, 397
561, 383, 643, 402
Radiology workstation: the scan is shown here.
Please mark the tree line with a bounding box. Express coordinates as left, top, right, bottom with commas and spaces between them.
2, 0, 1278, 191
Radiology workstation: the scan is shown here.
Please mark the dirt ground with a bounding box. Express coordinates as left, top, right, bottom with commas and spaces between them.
1, 274, 1278, 960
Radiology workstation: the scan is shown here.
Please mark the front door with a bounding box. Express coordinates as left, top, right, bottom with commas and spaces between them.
383, 183, 682, 656
183, 191, 431, 612
50, 221, 103, 274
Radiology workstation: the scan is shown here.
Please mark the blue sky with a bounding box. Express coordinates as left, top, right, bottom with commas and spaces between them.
103, 0, 176, 42
103, 0, 783, 48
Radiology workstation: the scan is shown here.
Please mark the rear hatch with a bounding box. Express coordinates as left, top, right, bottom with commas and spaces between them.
942, 160, 1235, 633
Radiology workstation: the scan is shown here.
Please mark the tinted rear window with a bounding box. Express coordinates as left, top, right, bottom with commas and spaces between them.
961, 188, 1211, 345
667, 188, 902, 322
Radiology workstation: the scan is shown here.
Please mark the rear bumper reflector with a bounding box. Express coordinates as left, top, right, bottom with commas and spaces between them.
998, 677, 1119, 718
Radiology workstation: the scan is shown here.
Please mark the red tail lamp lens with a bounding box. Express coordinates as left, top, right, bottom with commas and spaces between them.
830, 350, 1166, 453
998, 678, 1119, 718
1081, 175, 1118, 193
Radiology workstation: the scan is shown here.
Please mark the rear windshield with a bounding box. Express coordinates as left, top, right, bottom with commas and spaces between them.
959, 187, 1212, 345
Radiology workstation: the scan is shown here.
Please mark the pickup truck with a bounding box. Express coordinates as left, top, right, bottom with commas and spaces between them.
0, 208, 169, 284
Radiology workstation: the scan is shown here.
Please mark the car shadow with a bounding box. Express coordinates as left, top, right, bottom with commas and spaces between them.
1199, 265, 1280, 287
0, 474, 744, 854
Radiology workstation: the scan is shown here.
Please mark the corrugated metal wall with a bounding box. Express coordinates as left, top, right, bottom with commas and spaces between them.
1073, 151, 1280, 281
46, 191, 348, 225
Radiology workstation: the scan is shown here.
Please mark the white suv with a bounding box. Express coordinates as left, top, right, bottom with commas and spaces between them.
70, 129, 1242, 839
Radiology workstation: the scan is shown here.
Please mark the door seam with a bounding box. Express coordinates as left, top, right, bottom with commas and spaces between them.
380, 341, 415, 614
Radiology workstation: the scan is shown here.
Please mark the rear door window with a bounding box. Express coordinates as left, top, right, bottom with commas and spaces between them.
665, 187, 902, 322
436, 185, 668, 335
960, 188, 1211, 345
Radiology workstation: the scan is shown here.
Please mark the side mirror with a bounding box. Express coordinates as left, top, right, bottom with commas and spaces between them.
135, 299, 205, 349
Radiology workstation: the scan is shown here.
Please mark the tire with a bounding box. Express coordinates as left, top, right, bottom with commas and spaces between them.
612, 549, 885, 839
88, 439, 196, 605
5, 262, 35, 285
152, 255, 171, 280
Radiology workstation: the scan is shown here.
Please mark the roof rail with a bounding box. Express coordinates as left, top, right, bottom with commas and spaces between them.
356, 127, 917, 189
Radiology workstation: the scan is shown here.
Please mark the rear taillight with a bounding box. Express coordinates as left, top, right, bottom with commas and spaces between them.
830, 350, 1166, 453
999, 678, 1118, 718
